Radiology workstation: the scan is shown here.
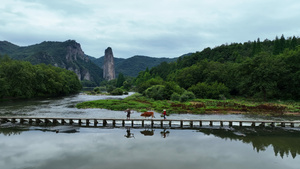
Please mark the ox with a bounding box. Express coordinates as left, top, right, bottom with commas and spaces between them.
140, 129, 154, 136
140, 111, 155, 118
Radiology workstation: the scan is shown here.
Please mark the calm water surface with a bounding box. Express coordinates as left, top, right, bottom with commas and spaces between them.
0, 93, 300, 169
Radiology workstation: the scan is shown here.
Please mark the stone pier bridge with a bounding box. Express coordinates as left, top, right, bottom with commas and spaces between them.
1, 116, 300, 129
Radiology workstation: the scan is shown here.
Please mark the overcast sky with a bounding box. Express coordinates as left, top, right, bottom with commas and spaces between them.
1, 0, 300, 58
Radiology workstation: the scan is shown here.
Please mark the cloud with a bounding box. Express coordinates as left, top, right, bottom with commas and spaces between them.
1, 0, 300, 58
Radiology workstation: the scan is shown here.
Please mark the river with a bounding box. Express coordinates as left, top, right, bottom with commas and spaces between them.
0, 93, 300, 169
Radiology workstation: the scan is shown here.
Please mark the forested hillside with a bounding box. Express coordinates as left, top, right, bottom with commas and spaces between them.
135, 35, 300, 101
0, 55, 82, 99
0, 40, 103, 86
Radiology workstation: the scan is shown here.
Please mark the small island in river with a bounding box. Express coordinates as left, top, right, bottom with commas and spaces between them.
76, 93, 300, 116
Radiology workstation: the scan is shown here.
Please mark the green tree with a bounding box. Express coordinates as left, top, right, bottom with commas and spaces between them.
144, 85, 165, 100
188, 82, 229, 99
279, 34, 286, 53
116, 73, 125, 88
136, 77, 164, 94
0, 56, 81, 98
179, 91, 195, 102
273, 36, 280, 55
237, 52, 287, 100
290, 36, 297, 50
110, 88, 124, 95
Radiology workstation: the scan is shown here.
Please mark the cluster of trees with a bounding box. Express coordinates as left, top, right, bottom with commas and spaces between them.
98, 72, 134, 95
0, 55, 82, 99
134, 35, 300, 101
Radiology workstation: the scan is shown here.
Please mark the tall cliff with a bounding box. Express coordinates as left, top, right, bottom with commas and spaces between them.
0, 40, 103, 85
103, 47, 115, 80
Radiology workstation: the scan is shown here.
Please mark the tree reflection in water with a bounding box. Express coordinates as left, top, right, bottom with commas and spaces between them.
0, 129, 23, 136
0, 123, 27, 136
198, 127, 300, 159
1, 124, 299, 158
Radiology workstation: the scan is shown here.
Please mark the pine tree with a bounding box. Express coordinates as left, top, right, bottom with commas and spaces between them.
256, 38, 262, 53
251, 40, 257, 57
290, 36, 297, 50
279, 34, 286, 53
273, 36, 280, 55
116, 73, 125, 88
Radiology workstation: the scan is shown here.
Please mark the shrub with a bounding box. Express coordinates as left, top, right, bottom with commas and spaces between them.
188, 82, 229, 99
98, 86, 106, 92
93, 87, 101, 94
137, 78, 164, 94
180, 91, 195, 102
110, 88, 124, 95
144, 85, 165, 100
107, 85, 115, 93
171, 93, 181, 101
163, 81, 185, 100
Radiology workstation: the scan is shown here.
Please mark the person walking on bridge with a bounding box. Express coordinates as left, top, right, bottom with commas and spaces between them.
125, 108, 132, 119
163, 109, 167, 120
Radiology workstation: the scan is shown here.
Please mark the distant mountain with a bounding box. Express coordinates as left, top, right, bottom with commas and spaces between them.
0, 40, 103, 85
91, 55, 177, 77
1, 40, 178, 84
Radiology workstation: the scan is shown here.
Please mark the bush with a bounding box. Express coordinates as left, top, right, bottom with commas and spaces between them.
107, 85, 115, 93
170, 93, 181, 101
93, 87, 101, 94
163, 81, 185, 100
180, 91, 195, 102
137, 78, 164, 94
110, 88, 124, 95
188, 82, 229, 99
98, 86, 106, 92
144, 85, 165, 100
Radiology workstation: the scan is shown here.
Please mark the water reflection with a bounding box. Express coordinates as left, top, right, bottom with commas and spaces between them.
199, 127, 300, 159
124, 127, 135, 138
2, 123, 300, 159
0, 126, 299, 169
161, 128, 170, 138
0, 128, 24, 136
140, 128, 154, 136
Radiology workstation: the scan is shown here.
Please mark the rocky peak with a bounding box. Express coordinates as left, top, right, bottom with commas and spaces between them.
103, 47, 115, 80
64, 40, 89, 62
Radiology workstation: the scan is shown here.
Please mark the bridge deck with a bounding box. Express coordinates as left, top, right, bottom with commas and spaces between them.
1, 116, 300, 128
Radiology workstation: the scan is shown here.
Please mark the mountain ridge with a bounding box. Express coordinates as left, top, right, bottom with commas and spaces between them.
0, 40, 179, 83
89, 55, 177, 77
0, 40, 103, 85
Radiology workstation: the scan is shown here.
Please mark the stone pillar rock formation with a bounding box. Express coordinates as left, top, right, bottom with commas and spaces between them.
103, 47, 115, 80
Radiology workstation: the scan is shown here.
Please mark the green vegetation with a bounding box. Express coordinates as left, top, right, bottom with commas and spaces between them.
97, 73, 134, 95
0, 55, 82, 99
135, 35, 300, 101
78, 35, 300, 116
0, 40, 104, 86
76, 93, 300, 115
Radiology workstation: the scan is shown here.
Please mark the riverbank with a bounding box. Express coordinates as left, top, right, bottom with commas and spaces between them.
76, 93, 300, 116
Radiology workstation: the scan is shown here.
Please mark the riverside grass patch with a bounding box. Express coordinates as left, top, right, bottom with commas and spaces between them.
76, 93, 300, 115
76, 99, 150, 111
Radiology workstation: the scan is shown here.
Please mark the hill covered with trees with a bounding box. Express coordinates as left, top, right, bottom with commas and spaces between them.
0, 40, 178, 87
0, 55, 82, 99
134, 35, 300, 101
0, 40, 103, 86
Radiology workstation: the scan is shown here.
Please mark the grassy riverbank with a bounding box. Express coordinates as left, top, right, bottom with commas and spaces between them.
76, 93, 300, 116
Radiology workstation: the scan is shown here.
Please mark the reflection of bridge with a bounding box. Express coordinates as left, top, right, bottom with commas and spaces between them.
1, 116, 300, 128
